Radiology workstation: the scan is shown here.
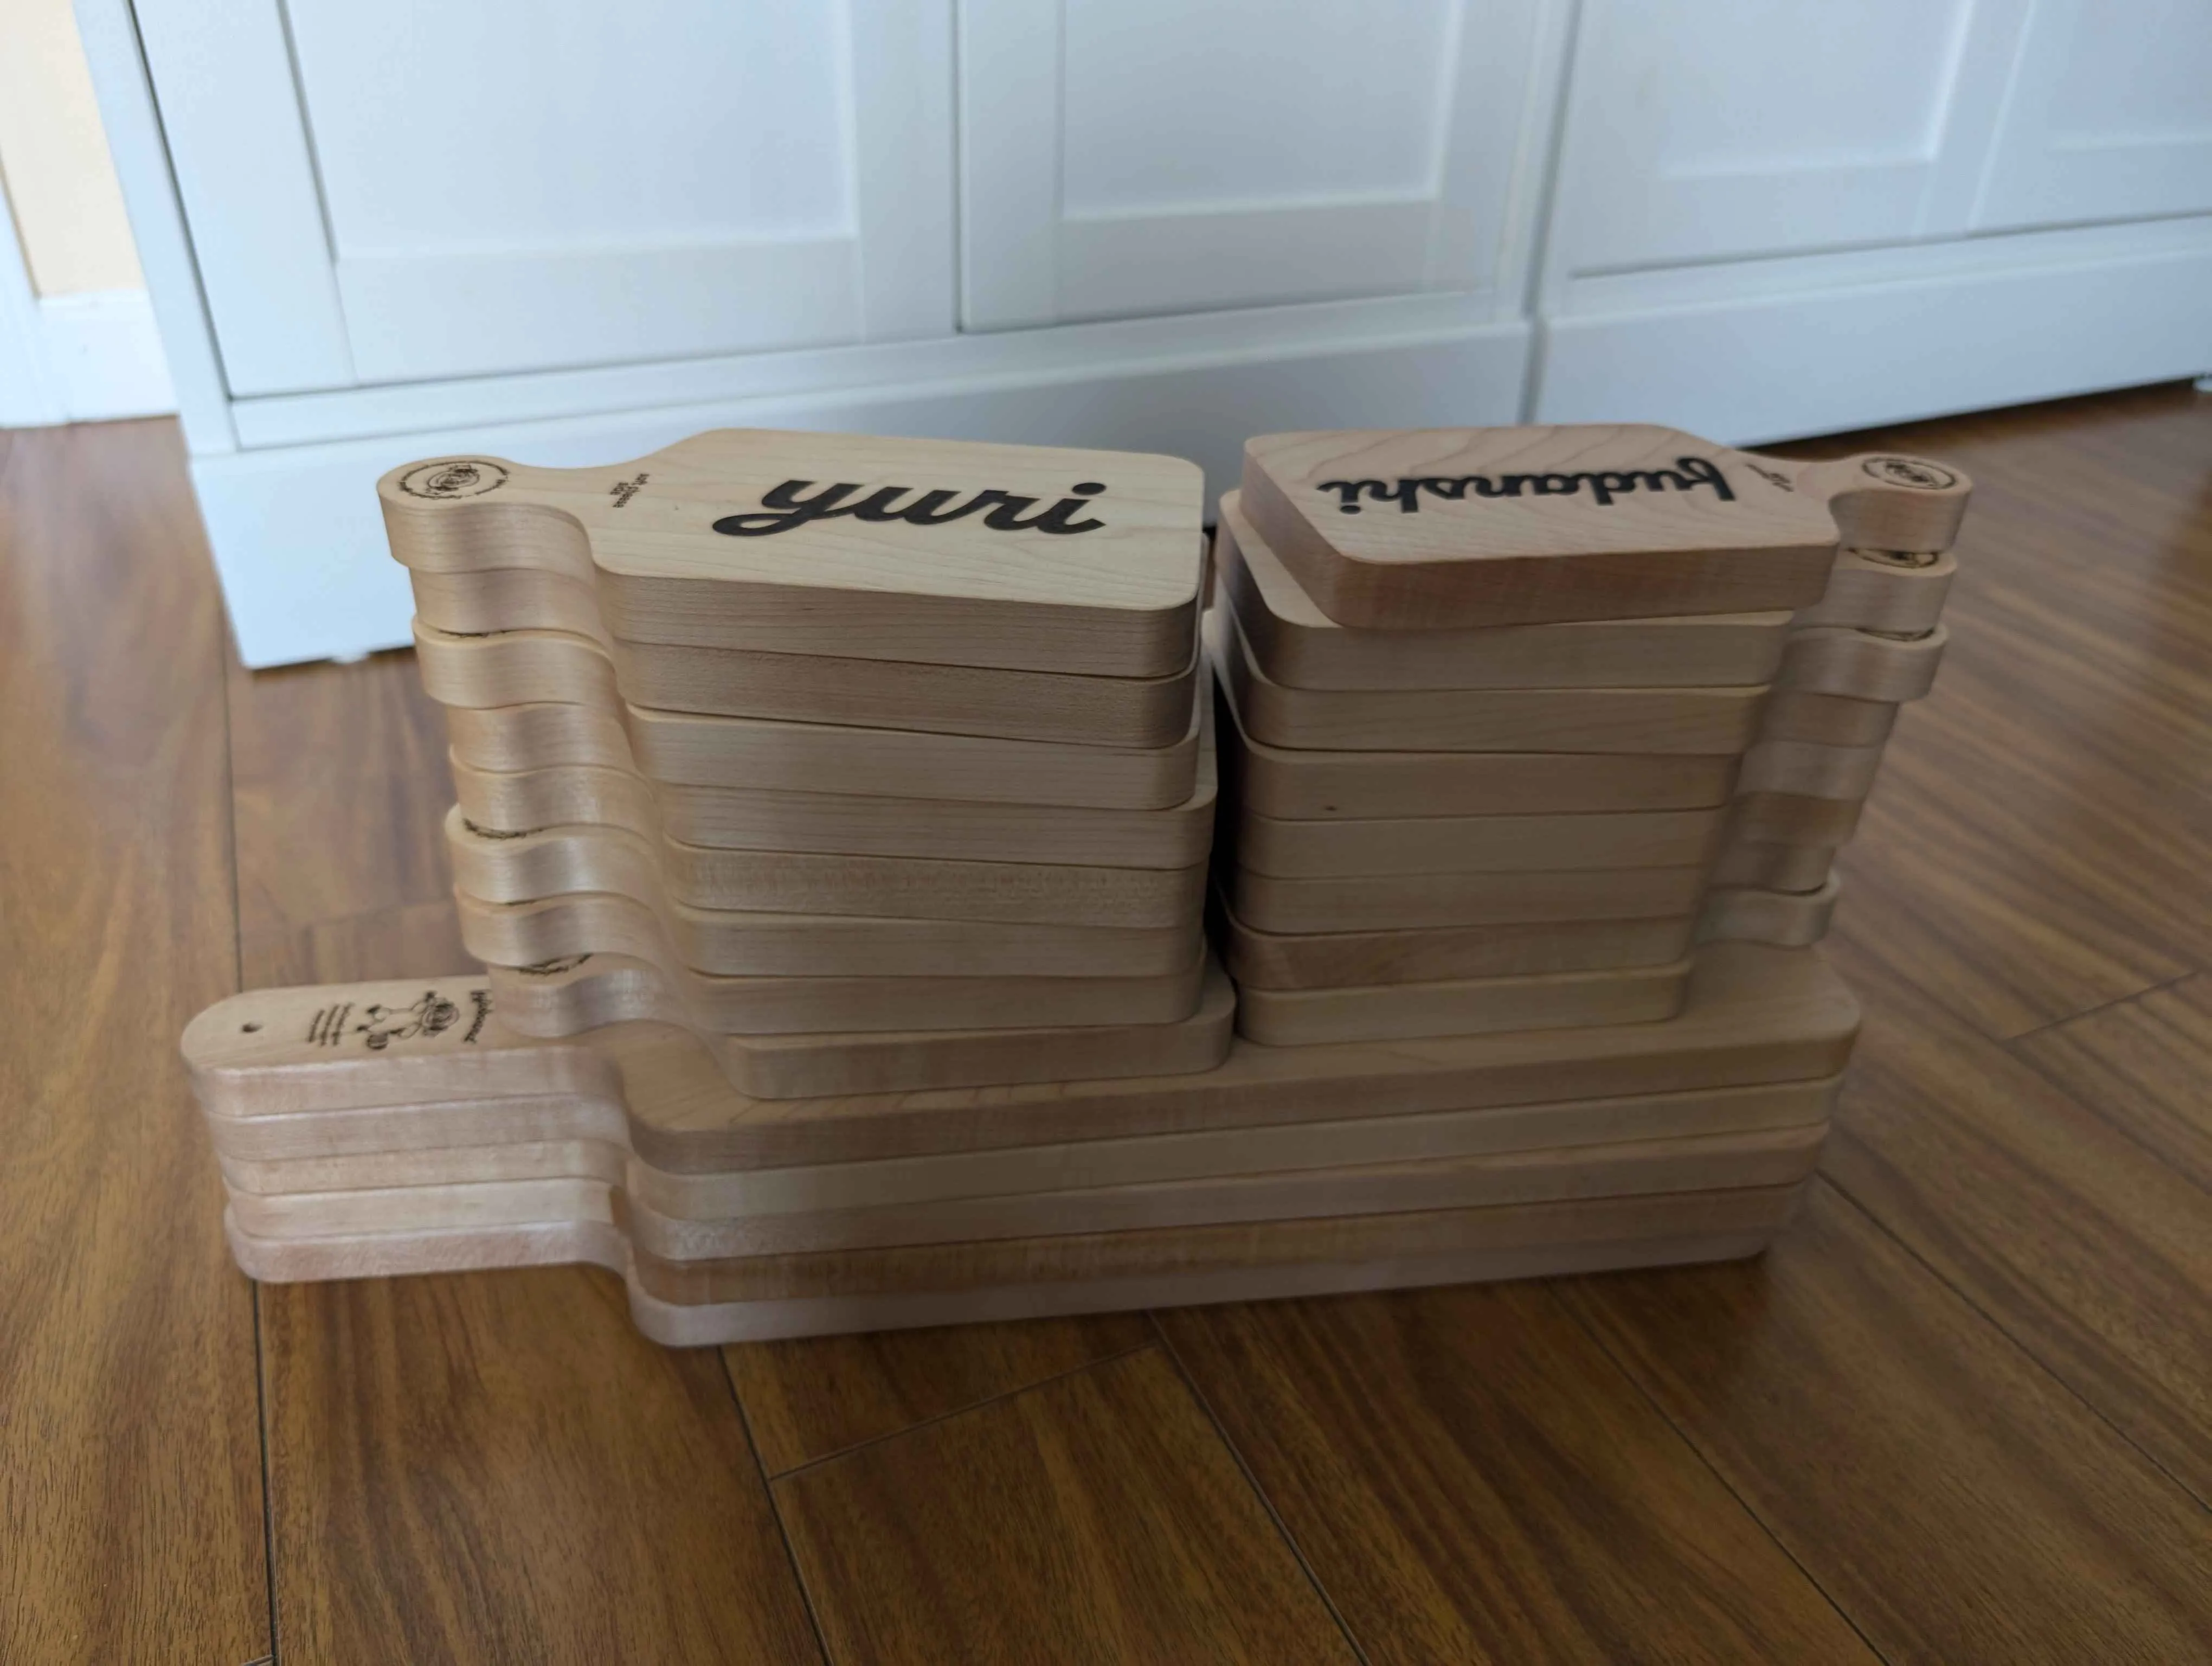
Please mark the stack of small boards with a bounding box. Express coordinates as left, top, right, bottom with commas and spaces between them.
181, 425, 1970, 1345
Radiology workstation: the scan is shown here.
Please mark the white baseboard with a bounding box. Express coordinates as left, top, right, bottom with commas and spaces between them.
0, 286, 178, 427
1538, 221, 2212, 445
195, 323, 1532, 667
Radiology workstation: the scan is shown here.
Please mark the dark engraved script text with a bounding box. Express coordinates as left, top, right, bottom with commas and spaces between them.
1319, 456, 1735, 514
713, 479, 1109, 537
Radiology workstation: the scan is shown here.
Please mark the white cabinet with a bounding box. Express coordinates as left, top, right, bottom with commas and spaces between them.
1975, 0, 2212, 231
135, 0, 953, 392
959, 0, 1548, 328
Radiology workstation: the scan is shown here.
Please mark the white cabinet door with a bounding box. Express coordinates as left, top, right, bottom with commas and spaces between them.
957, 0, 1553, 329
1548, 0, 2030, 275
1975, 0, 2212, 231
134, 0, 954, 394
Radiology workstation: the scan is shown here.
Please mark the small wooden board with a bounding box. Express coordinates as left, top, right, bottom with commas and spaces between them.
460, 888, 1203, 979
1215, 902, 1695, 989
446, 808, 1208, 928
1224, 862, 1710, 935
1776, 624, 1946, 702
486, 946, 1208, 1039
1231, 803, 1727, 879
381, 431, 1205, 676
1698, 876, 1842, 949
1214, 678, 1740, 819
1237, 427, 1966, 628
1709, 842, 1836, 893
1216, 494, 1792, 690
1237, 957, 1693, 1047
1793, 548, 1956, 633
1209, 608, 1770, 754
182, 942, 1858, 1167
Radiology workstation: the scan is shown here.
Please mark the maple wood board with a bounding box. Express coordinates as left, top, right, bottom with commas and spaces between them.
1216, 904, 1697, 990
1232, 803, 1728, 879
1697, 876, 1842, 949
1216, 496, 1792, 690
1237, 427, 1966, 629
449, 707, 1218, 869
445, 689, 1205, 810
446, 809, 1208, 928
1758, 691, 1899, 748
1215, 680, 1740, 819
226, 1123, 1825, 1263
1776, 624, 1946, 703
1737, 738, 1886, 800
485, 945, 1208, 1038
1237, 957, 1693, 1047
1225, 862, 1710, 935
380, 430, 1206, 676
459, 888, 1203, 979
182, 943, 1857, 1168
213, 1076, 1842, 1218
221, 1206, 1789, 1345
1726, 791, 1864, 847
1210, 608, 1769, 755
1709, 841, 1837, 893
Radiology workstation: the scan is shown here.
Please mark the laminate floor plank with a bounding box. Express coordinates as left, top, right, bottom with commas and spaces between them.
232, 647, 821, 1662
2010, 973, 2212, 1189
0, 422, 269, 1662
1156, 1284, 1877, 1665
1561, 1183, 2212, 1664
773, 1347, 1361, 1665
725, 1313, 1154, 1475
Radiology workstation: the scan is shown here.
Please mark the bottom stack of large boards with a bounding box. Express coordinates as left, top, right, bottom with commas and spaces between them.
184, 942, 1852, 1344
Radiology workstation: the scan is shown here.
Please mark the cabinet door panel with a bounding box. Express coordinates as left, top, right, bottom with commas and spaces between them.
1975, 0, 2212, 230
1551, 0, 2026, 274
137, 0, 954, 393
960, 0, 1548, 329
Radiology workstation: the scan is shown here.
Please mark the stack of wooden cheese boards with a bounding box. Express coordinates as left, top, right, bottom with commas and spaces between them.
181, 425, 1970, 1344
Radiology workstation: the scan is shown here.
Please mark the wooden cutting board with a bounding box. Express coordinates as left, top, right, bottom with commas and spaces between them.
1223, 860, 1710, 935
1236, 957, 1693, 1047
1214, 904, 1696, 990
380, 430, 1205, 675
1238, 425, 1968, 627
1230, 803, 1728, 879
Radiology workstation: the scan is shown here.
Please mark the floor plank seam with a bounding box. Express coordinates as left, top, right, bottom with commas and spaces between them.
1812, 1174, 2212, 1513
713, 1348, 834, 1666
249, 1285, 282, 1666
1542, 1274, 1895, 1664
2001, 969, 2200, 1045
1146, 1310, 1376, 1666
757, 1338, 1162, 1486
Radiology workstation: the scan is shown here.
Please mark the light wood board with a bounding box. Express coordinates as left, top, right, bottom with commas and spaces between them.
1697, 876, 1842, 949
1216, 495, 1792, 690
1224, 862, 1710, 935
1237, 957, 1693, 1047
1758, 690, 1899, 748
1214, 678, 1740, 819
183, 942, 1858, 1167
1215, 904, 1696, 990
1776, 624, 1946, 702
1210, 608, 1769, 754
1793, 548, 1956, 633
1230, 803, 1728, 879
1709, 842, 1837, 893
446, 808, 1208, 928
380, 431, 1206, 676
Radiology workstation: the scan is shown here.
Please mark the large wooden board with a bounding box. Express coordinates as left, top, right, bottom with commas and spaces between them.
380, 431, 1205, 676
1793, 548, 1956, 633
213, 1076, 1841, 1219
1238, 427, 1966, 628
1697, 876, 1841, 949
227, 1123, 1824, 1261
1776, 624, 1946, 702
1216, 905, 1696, 990
459, 888, 1204, 979
1232, 804, 1728, 879
1758, 690, 1899, 747
1210, 608, 1769, 754
1214, 679, 1739, 819
446, 808, 1208, 928
1238, 958, 1693, 1047
1225, 862, 1709, 935
485, 946, 1208, 1038
183, 942, 1858, 1167
1216, 496, 1792, 690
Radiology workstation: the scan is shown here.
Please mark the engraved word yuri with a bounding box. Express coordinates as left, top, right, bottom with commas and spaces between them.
713, 479, 1109, 537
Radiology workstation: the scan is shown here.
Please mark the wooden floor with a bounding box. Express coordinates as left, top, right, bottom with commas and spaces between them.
7, 387, 2210, 1664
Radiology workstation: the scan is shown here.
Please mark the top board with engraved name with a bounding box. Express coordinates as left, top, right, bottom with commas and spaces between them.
1240, 424, 1969, 630
379, 431, 1206, 677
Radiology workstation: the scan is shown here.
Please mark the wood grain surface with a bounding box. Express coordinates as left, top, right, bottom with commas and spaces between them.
18, 387, 2212, 1658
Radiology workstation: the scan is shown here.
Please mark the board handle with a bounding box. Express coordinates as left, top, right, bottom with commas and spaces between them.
1740, 450, 1972, 553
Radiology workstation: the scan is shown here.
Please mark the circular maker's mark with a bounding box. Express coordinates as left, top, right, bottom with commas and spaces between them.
400, 459, 510, 500
1861, 456, 1959, 492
